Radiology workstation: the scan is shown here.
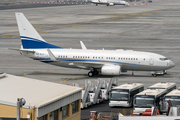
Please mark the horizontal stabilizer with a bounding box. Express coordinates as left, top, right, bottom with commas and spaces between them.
46, 48, 58, 61
8, 48, 35, 53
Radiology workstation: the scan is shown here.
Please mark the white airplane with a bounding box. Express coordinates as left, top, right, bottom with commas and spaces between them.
88, 0, 129, 6
12, 13, 175, 77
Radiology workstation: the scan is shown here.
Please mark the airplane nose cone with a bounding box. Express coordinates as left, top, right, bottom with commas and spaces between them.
169, 60, 175, 67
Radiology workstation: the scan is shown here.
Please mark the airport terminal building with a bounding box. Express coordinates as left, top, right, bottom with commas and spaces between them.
0, 74, 82, 120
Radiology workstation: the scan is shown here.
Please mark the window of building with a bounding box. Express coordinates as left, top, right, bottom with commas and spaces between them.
50, 110, 58, 120
72, 100, 79, 114
62, 105, 68, 118
39, 115, 46, 120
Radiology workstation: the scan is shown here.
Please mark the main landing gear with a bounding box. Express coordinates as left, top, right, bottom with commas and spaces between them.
88, 68, 99, 77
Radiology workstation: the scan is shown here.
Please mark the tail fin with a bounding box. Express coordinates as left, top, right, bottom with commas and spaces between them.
15, 13, 62, 49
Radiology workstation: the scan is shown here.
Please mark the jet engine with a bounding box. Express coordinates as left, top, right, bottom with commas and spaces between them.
109, 3, 114, 6
101, 65, 121, 75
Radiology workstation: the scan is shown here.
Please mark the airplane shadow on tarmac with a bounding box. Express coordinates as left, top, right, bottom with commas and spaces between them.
23, 71, 174, 79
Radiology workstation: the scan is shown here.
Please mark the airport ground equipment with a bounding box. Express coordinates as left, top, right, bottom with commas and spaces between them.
162, 89, 180, 113
89, 79, 103, 104
147, 82, 176, 113
112, 78, 117, 87
109, 83, 144, 107
147, 82, 176, 93
151, 70, 167, 77
100, 80, 108, 100
89, 111, 98, 120
133, 88, 169, 114
81, 80, 93, 109
166, 100, 180, 116
101, 78, 116, 100
141, 109, 152, 116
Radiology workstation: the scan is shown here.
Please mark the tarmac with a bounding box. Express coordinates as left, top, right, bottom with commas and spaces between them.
0, 0, 180, 119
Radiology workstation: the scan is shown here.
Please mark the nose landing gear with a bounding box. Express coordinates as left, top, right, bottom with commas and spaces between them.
151, 70, 167, 77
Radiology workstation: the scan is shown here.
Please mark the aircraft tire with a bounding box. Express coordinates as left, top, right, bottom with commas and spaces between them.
88, 72, 94, 77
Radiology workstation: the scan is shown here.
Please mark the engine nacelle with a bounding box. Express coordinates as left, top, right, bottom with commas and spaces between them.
101, 65, 121, 75
109, 3, 114, 6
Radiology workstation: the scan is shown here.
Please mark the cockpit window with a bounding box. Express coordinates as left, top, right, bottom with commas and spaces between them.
159, 58, 168, 61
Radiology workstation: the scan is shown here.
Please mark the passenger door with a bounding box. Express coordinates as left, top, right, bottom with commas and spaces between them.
149, 56, 154, 65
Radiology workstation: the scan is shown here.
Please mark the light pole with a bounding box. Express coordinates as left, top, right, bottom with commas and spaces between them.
17, 98, 26, 120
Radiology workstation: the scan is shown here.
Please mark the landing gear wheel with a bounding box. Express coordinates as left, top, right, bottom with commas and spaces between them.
152, 74, 157, 77
163, 70, 167, 74
88, 72, 94, 77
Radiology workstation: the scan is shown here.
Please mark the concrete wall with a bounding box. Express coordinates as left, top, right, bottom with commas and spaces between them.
0, 99, 81, 120
0, 104, 37, 119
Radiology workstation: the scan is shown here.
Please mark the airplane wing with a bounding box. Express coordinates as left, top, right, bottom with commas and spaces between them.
69, 61, 117, 69
69, 62, 104, 68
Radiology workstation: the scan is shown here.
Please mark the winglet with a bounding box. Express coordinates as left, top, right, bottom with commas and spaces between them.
46, 49, 58, 61
80, 41, 87, 50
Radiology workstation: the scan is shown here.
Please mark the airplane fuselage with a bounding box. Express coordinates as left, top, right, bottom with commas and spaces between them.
21, 49, 175, 72
89, 0, 129, 6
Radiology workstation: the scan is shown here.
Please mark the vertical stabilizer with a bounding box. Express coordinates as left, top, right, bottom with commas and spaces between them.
15, 13, 62, 49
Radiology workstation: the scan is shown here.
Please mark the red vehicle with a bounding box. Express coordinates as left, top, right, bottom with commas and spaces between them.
89, 111, 98, 120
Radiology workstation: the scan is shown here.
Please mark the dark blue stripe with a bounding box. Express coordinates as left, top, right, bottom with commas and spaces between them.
21, 36, 63, 49
33, 58, 153, 67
